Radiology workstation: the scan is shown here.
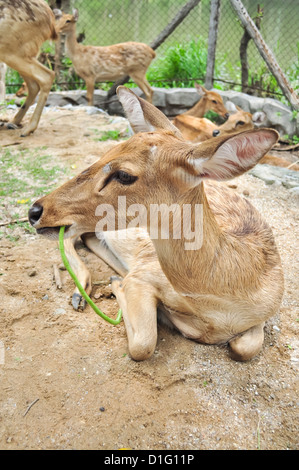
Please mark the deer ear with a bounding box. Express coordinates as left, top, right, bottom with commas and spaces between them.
117, 86, 182, 137
53, 9, 62, 20
194, 83, 206, 97
73, 8, 79, 21
189, 128, 278, 181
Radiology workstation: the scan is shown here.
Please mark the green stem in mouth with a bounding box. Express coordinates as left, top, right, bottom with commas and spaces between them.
59, 226, 122, 325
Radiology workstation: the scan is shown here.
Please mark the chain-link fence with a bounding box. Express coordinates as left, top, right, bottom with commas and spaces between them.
6, 0, 299, 101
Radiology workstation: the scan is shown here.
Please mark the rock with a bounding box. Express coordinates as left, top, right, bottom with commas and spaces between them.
249, 164, 299, 188
20, 87, 298, 138
53, 308, 66, 315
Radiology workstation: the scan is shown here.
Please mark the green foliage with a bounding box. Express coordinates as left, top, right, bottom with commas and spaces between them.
147, 37, 208, 88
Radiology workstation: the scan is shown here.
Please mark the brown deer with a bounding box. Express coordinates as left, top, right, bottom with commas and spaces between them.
0, 0, 57, 136
28, 87, 284, 362
183, 83, 229, 118
172, 84, 229, 138
177, 103, 299, 170
54, 9, 155, 105
209, 104, 299, 171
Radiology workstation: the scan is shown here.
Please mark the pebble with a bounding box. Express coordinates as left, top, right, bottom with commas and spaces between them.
53, 308, 66, 315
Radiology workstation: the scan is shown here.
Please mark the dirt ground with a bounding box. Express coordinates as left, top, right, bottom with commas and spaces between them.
0, 105, 298, 450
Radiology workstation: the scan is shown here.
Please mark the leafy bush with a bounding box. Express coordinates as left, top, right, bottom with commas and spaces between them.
147, 37, 208, 88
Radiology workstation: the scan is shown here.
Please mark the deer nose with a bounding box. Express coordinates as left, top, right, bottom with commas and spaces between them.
224, 113, 229, 119
28, 204, 43, 226
213, 129, 220, 137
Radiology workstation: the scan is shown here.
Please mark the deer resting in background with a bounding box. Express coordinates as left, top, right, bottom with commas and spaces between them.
177, 102, 299, 170
0, 0, 57, 136
54, 9, 155, 105
28, 87, 284, 362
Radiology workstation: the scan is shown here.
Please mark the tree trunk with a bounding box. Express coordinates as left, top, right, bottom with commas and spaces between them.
107, 0, 202, 99
205, 0, 221, 90
230, 0, 299, 110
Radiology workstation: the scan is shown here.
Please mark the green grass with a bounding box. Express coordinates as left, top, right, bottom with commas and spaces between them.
0, 147, 70, 242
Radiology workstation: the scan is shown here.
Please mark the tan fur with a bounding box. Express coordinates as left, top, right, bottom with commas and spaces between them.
0, 0, 57, 136
173, 115, 218, 141
180, 106, 299, 171
29, 88, 284, 362
183, 84, 229, 118
54, 8, 155, 105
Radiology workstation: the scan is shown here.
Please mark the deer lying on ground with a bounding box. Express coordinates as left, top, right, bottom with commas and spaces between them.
210, 104, 299, 171
178, 103, 299, 170
54, 9, 155, 105
173, 84, 229, 137
0, 0, 57, 136
183, 83, 229, 118
29, 87, 284, 362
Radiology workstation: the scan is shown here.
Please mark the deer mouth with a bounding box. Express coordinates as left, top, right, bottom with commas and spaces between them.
36, 225, 72, 240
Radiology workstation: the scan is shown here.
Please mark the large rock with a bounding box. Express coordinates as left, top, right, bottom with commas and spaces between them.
249, 164, 299, 189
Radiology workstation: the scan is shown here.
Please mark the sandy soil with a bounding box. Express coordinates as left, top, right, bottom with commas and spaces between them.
0, 106, 298, 450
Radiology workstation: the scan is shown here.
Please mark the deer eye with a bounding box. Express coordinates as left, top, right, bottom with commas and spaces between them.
113, 170, 138, 185
212, 100, 217, 104
236, 121, 245, 126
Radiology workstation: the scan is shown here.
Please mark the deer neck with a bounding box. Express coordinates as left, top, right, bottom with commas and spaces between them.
64, 27, 78, 57
184, 96, 207, 117
148, 183, 222, 295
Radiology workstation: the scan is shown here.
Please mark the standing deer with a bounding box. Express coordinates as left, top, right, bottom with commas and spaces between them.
54, 9, 155, 105
28, 87, 284, 362
0, 0, 57, 136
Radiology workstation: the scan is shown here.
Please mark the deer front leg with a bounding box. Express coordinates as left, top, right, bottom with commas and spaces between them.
9, 58, 54, 136
111, 277, 158, 361
84, 76, 95, 106
63, 236, 92, 310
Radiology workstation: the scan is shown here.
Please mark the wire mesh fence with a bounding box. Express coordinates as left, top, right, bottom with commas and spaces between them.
5, 0, 299, 101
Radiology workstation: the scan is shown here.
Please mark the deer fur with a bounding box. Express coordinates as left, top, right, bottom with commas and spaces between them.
54, 8, 155, 105
183, 83, 229, 118
172, 85, 229, 141
178, 103, 299, 171
0, 0, 57, 136
29, 87, 284, 362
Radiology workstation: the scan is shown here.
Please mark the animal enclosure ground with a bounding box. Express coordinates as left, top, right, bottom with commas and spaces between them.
0, 106, 298, 450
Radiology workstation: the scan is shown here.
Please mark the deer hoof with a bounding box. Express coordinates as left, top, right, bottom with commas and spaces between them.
72, 292, 87, 311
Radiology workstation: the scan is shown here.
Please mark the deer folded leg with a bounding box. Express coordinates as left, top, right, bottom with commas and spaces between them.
63, 236, 92, 310
111, 277, 158, 361
228, 322, 265, 361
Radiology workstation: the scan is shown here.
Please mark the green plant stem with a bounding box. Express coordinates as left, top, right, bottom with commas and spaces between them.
59, 226, 122, 325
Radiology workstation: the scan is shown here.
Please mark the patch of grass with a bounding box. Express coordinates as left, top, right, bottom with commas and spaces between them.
0, 146, 70, 243
97, 130, 122, 141
147, 37, 209, 88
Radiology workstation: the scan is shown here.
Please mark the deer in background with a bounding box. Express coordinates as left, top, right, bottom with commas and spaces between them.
177, 102, 299, 170
173, 84, 229, 137
29, 87, 284, 362
54, 9, 155, 105
0, 0, 57, 136
210, 103, 299, 171
183, 83, 229, 118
